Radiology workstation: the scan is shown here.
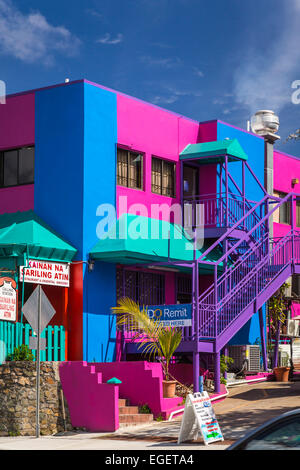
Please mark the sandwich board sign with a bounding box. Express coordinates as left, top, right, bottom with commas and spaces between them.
178, 392, 224, 445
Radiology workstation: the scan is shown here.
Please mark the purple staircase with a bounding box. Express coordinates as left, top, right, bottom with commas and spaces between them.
180, 193, 300, 355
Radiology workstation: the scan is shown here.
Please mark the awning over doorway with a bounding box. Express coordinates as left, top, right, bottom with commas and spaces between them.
89, 214, 221, 273
180, 139, 248, 165
0, 210, 77, 267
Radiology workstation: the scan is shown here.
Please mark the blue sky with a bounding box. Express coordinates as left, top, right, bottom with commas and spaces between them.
1, 0, 300, 156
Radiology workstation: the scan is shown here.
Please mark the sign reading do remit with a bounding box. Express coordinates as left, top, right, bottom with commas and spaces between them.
20, 260, 70, 287
147, 304, 192, 327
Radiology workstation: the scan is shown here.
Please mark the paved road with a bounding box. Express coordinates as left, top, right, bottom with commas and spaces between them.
1, 380, 299, 450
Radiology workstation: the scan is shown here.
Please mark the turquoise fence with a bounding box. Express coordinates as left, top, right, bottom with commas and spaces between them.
0, 321, 66, 361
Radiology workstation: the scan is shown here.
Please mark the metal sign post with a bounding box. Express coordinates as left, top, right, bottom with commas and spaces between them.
36, 286, 41, 438
22, 285, 56, 439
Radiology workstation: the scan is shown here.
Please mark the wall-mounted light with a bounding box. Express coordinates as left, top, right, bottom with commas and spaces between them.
292, 178, 299, 187
88, 259, 95, 272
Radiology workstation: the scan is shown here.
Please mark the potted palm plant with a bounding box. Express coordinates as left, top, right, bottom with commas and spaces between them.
112, 297, 182, 398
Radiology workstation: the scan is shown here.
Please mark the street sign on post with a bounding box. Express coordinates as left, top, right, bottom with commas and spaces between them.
21, 285, 56, 438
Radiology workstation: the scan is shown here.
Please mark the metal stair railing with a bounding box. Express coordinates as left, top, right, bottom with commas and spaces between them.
198, 229, 296, 339
191, 193, 300, 342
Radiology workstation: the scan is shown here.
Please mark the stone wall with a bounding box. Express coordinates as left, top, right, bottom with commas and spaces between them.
0, 361, 73, 436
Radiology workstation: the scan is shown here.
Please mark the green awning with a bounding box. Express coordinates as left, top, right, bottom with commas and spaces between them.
180, 139, 248, 164
0, 210, 77, 265
90, 214, 220, 273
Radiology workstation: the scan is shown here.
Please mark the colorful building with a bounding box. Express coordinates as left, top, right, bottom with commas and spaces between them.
0, 79, 300, 393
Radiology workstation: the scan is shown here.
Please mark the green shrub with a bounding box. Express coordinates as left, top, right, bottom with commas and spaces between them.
7, 344, 34, 362
155, 414, 164, 422
138, 404, 152, 414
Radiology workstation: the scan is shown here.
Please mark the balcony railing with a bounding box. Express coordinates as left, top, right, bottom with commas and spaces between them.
183, 193, 262, 231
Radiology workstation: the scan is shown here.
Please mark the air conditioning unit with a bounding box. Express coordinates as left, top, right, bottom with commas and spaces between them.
287, 320, 300, 337
278, 351, 290, 367
228, 345, 261, 372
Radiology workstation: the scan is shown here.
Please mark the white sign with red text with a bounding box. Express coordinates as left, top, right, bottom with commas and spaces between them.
178, 392, 224, 445
0, 278, 17, 322
20, 260, 70, 287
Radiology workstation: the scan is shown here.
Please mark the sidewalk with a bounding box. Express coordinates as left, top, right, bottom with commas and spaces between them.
1, 380, 299, 450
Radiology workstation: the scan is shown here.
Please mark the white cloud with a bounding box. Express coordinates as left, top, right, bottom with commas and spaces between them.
193, 67, 204, 78
140, 55, 182, 68
96, 33, 123, 45
151, 85, 202, 105
233, 0, 300, 114
152, 95, 178, 105
0, 0, 80, 65
86, 8, 103, 20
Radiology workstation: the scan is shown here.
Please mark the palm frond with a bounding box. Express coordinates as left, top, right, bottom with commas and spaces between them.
112, 297, 164, 339
111, 297, 183, 379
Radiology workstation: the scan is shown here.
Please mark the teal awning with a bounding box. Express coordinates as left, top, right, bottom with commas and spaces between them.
0, 211, 77, 265
90, 214, 220, 273
180, 139, 248, 164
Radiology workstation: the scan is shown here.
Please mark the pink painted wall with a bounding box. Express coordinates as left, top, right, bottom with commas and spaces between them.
0, 93, 35, 150
273, 150, 300, 238
0, 93, 35, 214
116, 94, 201, 220
59, 361, 119, 432
274, 150, 300, 317
198, 121, 217, 143
88, 360, 182, 418
0, 185, 34, 215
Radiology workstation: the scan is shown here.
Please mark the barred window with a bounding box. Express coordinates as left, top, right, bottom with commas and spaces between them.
117, 148, 143, 190
151, 157, 175, 197
116, 269, 165, 305
176, 274, 192, 304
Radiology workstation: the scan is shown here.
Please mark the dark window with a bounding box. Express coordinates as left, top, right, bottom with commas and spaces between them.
242, 417, 300, 450
292, 275, 300, 298
116, 269, 165, 305
117, 148, 143, 189
0, 147, 34, 188
176, 274, 192, 304
275, 192, 291, 225
296, 199, 300, 227
183, 165, 199, 198
151, 157, 175, 197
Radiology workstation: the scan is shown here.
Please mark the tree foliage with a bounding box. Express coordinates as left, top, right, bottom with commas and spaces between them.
112, 297, 182, 380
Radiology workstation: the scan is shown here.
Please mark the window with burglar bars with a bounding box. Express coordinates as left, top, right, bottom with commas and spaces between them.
151, 156, 175, 197
117, 147, 143, 189
176, 274, 192, 304
116, 269, 165, 306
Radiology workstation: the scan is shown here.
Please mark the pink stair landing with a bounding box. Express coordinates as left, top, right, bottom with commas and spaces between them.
59, 361, 182, 433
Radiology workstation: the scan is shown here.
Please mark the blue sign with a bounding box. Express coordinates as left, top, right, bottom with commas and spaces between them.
147, 303, 192, 327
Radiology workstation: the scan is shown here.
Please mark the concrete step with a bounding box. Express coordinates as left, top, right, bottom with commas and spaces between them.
119, 406, 139, 415
118, 398, 129, 407
119, 413, 153, 425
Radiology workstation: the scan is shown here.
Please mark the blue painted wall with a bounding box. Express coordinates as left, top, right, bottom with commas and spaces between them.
34, 82, 85, 258
82, 82, 117, 362
34, 81, 118, 362
217, 121, 266, 345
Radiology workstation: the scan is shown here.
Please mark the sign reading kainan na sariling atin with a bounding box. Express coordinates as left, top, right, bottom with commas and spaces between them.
147, 303, 192, 327
20, 260, 70, 287
0, 277, 17, 322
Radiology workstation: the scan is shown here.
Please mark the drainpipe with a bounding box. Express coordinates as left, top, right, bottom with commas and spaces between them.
250, 110, 280, 240
251, 111, 280, 371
